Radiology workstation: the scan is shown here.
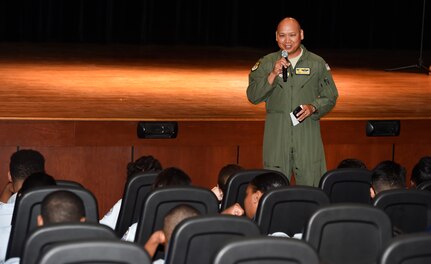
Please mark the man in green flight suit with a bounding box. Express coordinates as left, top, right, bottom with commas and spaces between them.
247, 17, 338, 186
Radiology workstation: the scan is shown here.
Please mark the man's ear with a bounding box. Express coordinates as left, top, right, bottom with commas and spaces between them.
370, 187, 376, 199
253, 191, 263, 204
37, 215, 44, 227
7, 172, 12, 183
300, 29, 304, 40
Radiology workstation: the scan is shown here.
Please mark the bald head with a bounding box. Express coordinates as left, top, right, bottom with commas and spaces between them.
163, 205, 200, 242
277, 17, 301, 32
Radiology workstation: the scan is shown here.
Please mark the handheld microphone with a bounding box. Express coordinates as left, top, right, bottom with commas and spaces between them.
281, 50, 288, 82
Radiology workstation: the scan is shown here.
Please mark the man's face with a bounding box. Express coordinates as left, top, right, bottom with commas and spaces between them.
276, 19, 304, 58
243, 185, 259, 219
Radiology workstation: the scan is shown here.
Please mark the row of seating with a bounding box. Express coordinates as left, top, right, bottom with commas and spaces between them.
17, 205, 431, 264
7, 168, 431, 263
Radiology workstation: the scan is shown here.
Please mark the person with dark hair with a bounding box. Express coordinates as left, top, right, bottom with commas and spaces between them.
18, 172, 56, 196
144, 204, 200, 263
121, 167, 192, 242
337, 158, 367, 169
410, 156, 431, 187
246, 17, 338, 187
211, 164, 244, 202
152, 167, 191, 189
127, 155, 162, 178
39, 190, 85, 225
222, 172, 288, 219
0, 149, 45, 204
0, 149, 45, 262
4, 190, 84, 264
370, 160, 406, 199
100, 155, 162, 230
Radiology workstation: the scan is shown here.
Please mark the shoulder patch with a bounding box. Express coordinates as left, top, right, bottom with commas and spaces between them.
325, 63, 331, 71
251, 61, 260, 72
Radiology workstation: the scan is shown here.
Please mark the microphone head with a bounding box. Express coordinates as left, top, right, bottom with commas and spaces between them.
281, 50, 288, 58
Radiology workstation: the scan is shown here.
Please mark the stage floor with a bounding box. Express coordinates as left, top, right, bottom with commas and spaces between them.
0, 43, 430, 121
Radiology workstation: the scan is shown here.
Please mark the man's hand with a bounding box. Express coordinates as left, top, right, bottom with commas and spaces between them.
221, 203, 244, 216
297, 104, 316, 122
144, 230, 166, 258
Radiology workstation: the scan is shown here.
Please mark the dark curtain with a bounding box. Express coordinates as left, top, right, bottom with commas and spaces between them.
0, 0, 429, 50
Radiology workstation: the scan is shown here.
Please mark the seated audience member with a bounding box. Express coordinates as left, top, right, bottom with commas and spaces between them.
221, 172, 289, 237
0, 150, 46, 263
211, 164, 244, 202
100, 155, 162, 230
0, 149, 46, 224
4, 190, 84, 264
222, 172, 287, 219
122, 167, 192, 241
410, 156, 431, 187
17, 172, 56, 196
144, 204, 200, 264
370, 160, 406, 199
337, 158, 367, 169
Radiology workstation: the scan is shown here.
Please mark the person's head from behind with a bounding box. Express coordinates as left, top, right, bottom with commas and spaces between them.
18, 172, 56, 197
370, 160, 406, 198
152, 167, 191, 189
9, 149, 45, 192
244, 172, 288, 219
127, 155, 162, 178
337, 158, 367, 169
218, 164, 244, 192
38, 190, 85, 226
163, 204, 200, 244
411, 156, 431, 187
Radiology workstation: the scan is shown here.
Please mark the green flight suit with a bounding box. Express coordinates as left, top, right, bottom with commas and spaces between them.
247, 45, 338, 186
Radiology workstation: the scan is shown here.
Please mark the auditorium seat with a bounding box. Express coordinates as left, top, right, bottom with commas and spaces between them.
38, 240, 151, 264
373, 189, 431, 234
21, 222, 117, 264
6, 186, 99, 259
134, 186, 219, 259
304, 204, 392, 264
255, 185, 330, 237
213, 236, 320, 264
115, 171, 159, 237
379, 233, 431, 264
220, 169, 288, 211
319, 168, 372, 203
165, 215, 260, 264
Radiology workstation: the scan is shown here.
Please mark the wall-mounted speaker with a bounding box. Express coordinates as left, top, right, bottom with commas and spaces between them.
137, 121, 178, 139
366, 120, 400, 137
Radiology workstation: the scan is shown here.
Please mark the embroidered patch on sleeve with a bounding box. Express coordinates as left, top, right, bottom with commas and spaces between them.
251, 61, 260, 72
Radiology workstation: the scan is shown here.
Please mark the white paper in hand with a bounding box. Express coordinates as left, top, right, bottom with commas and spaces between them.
290, 112, 300, 126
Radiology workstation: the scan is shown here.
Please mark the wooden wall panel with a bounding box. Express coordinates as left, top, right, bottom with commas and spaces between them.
22, 146, 132, 217
324, 144, 394, 170
0, 121, 75, 146
134, 145, 238, 189
393, 144, 431, 186
0, 119, 429, 219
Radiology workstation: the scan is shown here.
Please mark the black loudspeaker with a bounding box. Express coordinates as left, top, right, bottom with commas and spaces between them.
366, 120, 400, 137
137, 121, 178, 139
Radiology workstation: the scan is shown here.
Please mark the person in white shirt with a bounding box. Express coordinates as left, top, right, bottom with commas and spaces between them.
99, 155, 162, 230
121, 167, 192, 242
144, 205, 200, 264
4, 190, 85, 264
0, 149, 45, 263
221, 172, 300, 238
